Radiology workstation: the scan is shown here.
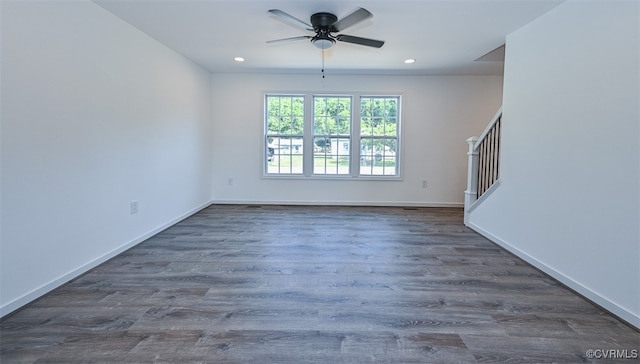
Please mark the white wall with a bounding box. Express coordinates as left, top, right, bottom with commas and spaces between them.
0, 1, 213, 316
211, 73, 503, 206
468, 0, 640, 327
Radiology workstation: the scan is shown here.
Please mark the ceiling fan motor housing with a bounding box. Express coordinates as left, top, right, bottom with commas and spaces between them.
310, 12, 338, 30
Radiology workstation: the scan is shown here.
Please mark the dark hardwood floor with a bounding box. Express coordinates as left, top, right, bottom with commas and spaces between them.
1, 205, 638, 363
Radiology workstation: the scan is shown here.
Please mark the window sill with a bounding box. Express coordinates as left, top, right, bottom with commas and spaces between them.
261, 174, 403, 181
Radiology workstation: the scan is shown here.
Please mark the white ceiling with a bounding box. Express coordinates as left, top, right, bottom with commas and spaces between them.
94, 0, 564, 75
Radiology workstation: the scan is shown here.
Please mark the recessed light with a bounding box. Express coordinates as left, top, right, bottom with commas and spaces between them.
404, 58, 416, 64
234, 57, 245, 62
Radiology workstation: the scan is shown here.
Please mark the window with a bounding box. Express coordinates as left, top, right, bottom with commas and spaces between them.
264, 93, 401, 178
265, 95, 304, 174
360, 96, 399, 176
313, 96, 352, 175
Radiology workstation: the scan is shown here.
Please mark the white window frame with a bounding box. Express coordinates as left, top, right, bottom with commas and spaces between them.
263, 92, 402, 180
264, 94, 305, 176
359, 95, 401, 177
312, 95, 353, 176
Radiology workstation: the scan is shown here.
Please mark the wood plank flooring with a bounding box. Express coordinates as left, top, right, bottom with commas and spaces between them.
1, 205, 638, 363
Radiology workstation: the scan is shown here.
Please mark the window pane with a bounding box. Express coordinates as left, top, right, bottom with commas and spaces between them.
385, 117, 397, 137
314, 97, 327, 116
267, 97, 279, 116
292, 97, 304, 115
386, 98, 397, 117
291, 116, 304, 135
372, 118, 385, 136
361, 117, 372, 136
267, 116, 279, 134
339, 98, 351, 117
336, 117, 350, 135
267, 137, 304, 174
372, 99, 384, 117
313, 137, 350, 175
359, 138, 397, 175
313, 117, 324, 134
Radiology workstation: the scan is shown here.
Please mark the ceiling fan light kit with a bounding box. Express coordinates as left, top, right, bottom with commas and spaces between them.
313, 38, 335, 49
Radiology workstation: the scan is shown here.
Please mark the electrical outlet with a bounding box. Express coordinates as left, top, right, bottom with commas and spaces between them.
421, 180, 428, 188
130, 200, 139, 215
227, 178, 234, 186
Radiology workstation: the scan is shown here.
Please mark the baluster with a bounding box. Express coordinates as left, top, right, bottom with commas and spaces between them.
465, 109, 502, 225
495, 119, 500, 183
474, 114, 501, 200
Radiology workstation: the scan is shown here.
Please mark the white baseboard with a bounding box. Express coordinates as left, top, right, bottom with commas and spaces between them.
211, 199, 463, 208
0, 201, 213, 318
467, 222, 640, 330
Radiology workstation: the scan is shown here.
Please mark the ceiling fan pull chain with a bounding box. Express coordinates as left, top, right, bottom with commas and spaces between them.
321, 48, 325, 79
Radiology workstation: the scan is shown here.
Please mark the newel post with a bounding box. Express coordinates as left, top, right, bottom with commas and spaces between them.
464, 136, 479, 226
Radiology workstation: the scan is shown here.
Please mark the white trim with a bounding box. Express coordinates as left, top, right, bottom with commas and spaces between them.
0, 201, 213, 318
211, 199, 463, 208
467, 221, 640, 329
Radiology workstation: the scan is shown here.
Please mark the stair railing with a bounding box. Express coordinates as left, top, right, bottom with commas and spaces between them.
464, 107, 502, 224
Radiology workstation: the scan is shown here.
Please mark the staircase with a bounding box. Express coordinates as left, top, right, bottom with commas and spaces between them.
464, 107, 502, 225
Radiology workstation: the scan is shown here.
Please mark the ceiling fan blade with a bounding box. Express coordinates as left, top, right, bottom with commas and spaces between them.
266, 36, 312, 44
268, 9, 313, 31
331, 8, 373, 32
336, 34, 384, 48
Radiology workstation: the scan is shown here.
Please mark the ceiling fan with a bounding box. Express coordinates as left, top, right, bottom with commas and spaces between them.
267, 8, 385, 49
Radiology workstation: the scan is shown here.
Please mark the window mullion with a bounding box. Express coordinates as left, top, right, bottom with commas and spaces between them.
351, 95, 361, 177
303, 94, 313, 177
